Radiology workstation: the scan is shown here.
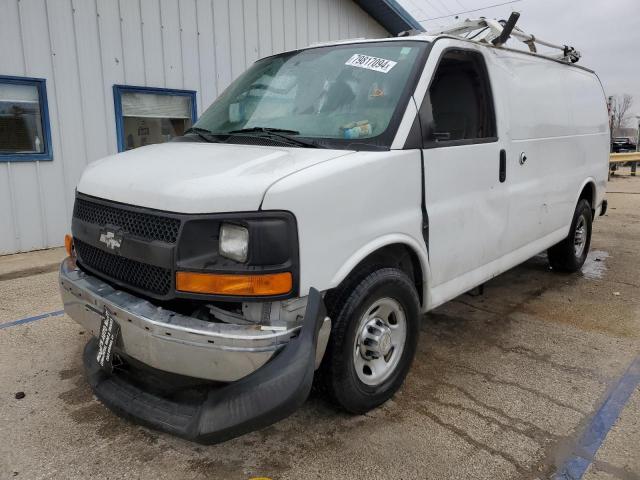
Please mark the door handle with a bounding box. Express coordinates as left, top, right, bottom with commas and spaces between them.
499, 149, 506, 183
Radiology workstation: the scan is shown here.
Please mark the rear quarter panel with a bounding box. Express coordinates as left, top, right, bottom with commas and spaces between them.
492, 48, 609, 239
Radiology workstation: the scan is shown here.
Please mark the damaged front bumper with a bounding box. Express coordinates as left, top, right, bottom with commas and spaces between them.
59, 257, 316, 382
59, 257, 329, 443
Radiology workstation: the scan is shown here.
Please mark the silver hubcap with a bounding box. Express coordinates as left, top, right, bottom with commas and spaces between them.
574, 215, 587, 257
353, 298, 407, 386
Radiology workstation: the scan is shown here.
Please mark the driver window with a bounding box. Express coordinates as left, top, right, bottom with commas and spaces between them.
423, 49, 496, 145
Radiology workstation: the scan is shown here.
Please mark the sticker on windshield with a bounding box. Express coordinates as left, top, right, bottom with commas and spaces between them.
345, 54, 397, 73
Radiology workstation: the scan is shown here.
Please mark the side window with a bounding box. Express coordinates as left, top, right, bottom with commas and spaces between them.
113, 85, 197, 152
421, 49, 496, 146
0, 76, 52, 161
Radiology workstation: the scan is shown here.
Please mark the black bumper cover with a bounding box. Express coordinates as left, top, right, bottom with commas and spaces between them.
83, 288, 327, 444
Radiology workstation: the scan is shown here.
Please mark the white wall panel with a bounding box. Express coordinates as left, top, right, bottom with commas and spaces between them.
0, 164, 17, 254
18, 0, 67, 250
270, 0, 285, 54
328, 0, 340, 40
243, 0, 259, 68
196, 0, 218, 106
0, 0, 24, 75
0, 0, 389, 254
257, 0, 272, 58
97, 0, 126, 155
295, 0, 308, 48
338, 0, 349, 38
120, 0, 146, 85
318, 0, 329, 42
72, 0, 110, 164
179, 0, 202, 111
160, 0, 183, 88
7, 163, 46, 252
212, 0, 232, 91
140, 0, 166, 87
48, 0, 88, 214
307, 0, 319, 45
7, 1, 44, 253
283, 0, 296, 51
228, 0, 245, 79
0, 0, 23, 253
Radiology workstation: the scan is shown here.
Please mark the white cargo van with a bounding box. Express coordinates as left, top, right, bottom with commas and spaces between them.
60, 19, 609, 443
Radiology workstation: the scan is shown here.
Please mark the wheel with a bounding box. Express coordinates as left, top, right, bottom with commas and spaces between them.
548, 199, 592, 272
318, 267, 420, 414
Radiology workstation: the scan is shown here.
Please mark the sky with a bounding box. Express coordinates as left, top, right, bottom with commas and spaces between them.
398, 0, 640, 126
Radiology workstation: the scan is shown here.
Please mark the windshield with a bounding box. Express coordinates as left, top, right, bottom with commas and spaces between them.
192, 41, 427, 149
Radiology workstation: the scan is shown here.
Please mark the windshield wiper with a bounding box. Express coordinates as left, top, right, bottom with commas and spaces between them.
228, 127, 301, 135
227, 127, 324, 149
184, 127, 222, 143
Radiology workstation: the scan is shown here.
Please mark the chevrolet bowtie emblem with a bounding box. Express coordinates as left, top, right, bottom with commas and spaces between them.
99, 229, 123, 251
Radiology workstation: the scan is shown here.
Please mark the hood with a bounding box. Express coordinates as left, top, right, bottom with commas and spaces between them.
77, 142, 352, 213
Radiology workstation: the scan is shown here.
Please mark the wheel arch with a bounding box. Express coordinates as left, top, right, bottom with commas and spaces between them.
328, 235, 430, 310
576, 178, 597, 217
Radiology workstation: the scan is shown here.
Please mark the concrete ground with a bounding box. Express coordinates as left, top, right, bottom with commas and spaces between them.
1, 175, 639, 480
0, 247, 65, 282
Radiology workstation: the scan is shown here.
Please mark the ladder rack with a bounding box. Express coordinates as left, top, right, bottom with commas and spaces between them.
430, 12, 581, 64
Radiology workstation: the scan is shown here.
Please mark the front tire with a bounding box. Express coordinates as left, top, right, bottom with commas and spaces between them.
318, 268, 420, 414
548, 199, 592, 272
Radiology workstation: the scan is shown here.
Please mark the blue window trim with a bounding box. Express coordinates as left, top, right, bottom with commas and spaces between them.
113, 84, 198, 153
0, 75, 53, 162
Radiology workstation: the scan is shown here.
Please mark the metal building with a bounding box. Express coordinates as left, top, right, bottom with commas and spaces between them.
0, 0, 420, 255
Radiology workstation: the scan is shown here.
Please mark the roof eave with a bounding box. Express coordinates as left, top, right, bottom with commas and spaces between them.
354, 0, 425, 36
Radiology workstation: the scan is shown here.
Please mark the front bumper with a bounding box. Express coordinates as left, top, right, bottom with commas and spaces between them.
60, 256, 329, 443
82, 285, 327, 444
59, 256, 300, 382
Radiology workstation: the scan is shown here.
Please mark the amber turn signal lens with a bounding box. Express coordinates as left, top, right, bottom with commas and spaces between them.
176, 271, 293, 296
64, 234, 75, 257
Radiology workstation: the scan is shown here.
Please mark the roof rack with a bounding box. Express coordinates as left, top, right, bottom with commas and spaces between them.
430, 12, 581, 64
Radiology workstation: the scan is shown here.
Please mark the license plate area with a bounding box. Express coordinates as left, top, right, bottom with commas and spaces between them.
96, 307, 121, 373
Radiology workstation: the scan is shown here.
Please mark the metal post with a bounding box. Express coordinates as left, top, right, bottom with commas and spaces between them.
608, 97, 615, 176
634, 116, 640, 176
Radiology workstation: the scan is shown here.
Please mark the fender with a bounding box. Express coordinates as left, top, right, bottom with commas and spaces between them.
328, 233, 432, 312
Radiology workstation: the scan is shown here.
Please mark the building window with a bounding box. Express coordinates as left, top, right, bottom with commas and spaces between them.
113, 85, 197, 152
0, 76, 52, 161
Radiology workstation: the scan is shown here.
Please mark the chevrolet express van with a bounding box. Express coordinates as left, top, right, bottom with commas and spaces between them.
60, 28, 609, 443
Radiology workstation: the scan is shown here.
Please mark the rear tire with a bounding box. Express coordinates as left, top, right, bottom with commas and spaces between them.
318, 268, 420, 414
548, 199, 592, 272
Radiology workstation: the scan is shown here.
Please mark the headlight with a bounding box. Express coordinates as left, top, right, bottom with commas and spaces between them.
219, 223, 249, 262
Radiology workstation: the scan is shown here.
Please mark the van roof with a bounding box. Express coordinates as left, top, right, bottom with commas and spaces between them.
302, 33, 595, 74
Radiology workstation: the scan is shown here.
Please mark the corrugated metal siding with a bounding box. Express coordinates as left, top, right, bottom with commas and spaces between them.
0, 0, 388, 255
